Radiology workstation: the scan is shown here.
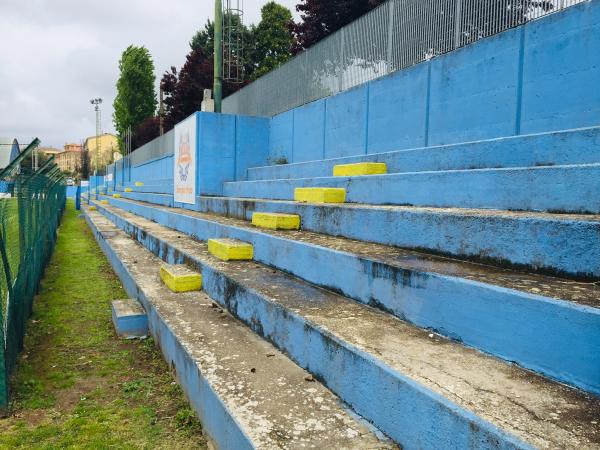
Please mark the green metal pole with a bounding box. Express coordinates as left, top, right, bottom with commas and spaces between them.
214, 0, 223, 113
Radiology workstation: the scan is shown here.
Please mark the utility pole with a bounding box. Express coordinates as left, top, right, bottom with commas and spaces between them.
159, 85, 165, 135
214, 0, 223, 113
90, 98, 102, 200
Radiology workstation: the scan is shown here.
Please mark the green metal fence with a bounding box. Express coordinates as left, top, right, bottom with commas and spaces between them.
0, 140, 65, 410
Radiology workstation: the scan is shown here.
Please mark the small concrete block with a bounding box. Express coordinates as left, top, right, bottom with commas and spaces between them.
208, 238, 254, 261
135, 182, 144, 187
124, 187, 133, 192
294, 187, 346, 204
113, 193, 121, 198
112, 299, 148, 338
252, 212, 300, 230
89, 206, 97, 211
100, 199, 109, 204
160, 264, 202, 293
333, 162, 387, 177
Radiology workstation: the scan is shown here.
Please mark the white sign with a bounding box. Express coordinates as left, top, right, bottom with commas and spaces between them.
81, 180, 89, 187
105, 173, 114, 182
173, 114, 197, 204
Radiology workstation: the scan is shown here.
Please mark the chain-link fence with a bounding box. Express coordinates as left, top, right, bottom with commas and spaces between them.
223, 0, 585, 117
0, 142, 65, 410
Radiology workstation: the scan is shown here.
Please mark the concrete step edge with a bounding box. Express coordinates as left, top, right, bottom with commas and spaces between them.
90, 201, 600, 450
84, 208, 395, 450
91, 198, 600, 396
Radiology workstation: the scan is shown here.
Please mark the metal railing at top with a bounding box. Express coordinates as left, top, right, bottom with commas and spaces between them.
223, 0, 586, 117
129, 129, 175, 167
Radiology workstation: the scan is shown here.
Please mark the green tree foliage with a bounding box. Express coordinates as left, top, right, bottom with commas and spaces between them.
113, 46, 157, 142
250, 2, 293, 80
190, 17, 257, 79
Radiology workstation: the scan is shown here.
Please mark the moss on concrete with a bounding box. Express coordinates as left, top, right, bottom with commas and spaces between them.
0, 201, 207, 449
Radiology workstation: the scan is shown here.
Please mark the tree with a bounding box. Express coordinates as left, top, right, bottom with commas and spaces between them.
80, 148, 90, 180
132, 117, 161, 149
113, 46, 157, 146
190, 20, 215, 56
250, 2, 294, 80
190, 17, 257, 80
291, 0, 385, 53
161, 46, 216, 131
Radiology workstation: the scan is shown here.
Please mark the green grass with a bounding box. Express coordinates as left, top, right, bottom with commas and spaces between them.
0, 201, 207, 449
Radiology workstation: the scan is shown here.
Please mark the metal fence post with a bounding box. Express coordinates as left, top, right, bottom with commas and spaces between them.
339, 27, 346, 94
386, 0, 396, 74
454, 0, 463, 49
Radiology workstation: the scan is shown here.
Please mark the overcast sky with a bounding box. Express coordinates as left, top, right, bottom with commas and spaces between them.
0, 0, 299, 148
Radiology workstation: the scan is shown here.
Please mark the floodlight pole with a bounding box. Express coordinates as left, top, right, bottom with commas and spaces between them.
90, 98, 102, 202
214, 0, 223, 113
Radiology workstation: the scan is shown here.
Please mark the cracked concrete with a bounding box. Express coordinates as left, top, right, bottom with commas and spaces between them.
92, 203, 600, 450
87, 209, 394, 450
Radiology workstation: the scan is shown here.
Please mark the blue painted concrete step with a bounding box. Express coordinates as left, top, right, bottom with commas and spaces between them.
248, 126, 600, 181
197, 195, 600, 280
90, 201, 600, 450
91, 197, 600, 396
85, 210, 393, 450
226, 163, 600, 213
111, 299, 148, 338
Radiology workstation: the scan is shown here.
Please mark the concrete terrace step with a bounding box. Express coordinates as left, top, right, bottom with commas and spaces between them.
247, 126, 600, 181
84, 209, 394, 450
197, 195, 600, 280
89, 200, 600, 450
101, 191, 600, 279
226, 163, 600, 213
92, 196, 600, 396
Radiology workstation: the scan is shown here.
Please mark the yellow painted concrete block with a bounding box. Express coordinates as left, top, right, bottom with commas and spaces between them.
294, 187, 346, 204
160, 264, 202, 293
113, 194, 121, 198
135, 182, 144, 187
333, 162, 387, 177
208, 238, 254, 261
100, 200, 109, 204
89, 206, 97, 211
124, 187, 133, 192
252, 212, 300, 230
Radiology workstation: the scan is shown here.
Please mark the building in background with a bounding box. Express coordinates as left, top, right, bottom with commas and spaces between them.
0, 137, 20, 170
37, 146, 63, 158
64, 143, 82, 153
56, 143, 82, 174
84, 133, 119, 171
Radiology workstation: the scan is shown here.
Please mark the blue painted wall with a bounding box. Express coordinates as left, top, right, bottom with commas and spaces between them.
268, 0, 600, 163
269, 110, 294, 164
197, 112, 270, 195
235, 116, 270, 180
520, 1, 600, 133
367, 63, 429, 153
293, 99, 326, 162
324, 86, 368, 158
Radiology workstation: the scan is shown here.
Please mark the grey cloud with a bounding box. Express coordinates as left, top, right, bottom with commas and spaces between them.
0, 0, 298, 148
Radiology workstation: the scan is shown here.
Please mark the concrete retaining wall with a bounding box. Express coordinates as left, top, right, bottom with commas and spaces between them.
269, 0, 600, 164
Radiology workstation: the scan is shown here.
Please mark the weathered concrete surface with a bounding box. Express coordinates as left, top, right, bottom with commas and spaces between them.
85, 209, 393, 450
111, 189, 600, 279
89, 203, 600, 450
196, 196, 600, 280
94, 197, 600, 395
248, 126, 600, 181
111, 299, 148, 338
224, 163, 600, 213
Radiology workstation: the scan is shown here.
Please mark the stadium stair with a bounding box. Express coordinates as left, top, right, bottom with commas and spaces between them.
86, 125, 600, 449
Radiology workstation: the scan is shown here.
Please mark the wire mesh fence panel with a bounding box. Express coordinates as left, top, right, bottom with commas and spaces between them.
129, 129, 175, 167
222, 0, 585, 117
0, 159, 65, 410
